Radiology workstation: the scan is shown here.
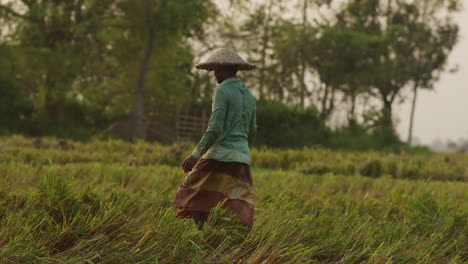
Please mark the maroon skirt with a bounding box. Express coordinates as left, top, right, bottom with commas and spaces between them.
174, 159, 254, 227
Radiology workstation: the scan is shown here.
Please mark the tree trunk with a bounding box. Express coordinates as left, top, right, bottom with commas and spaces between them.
319, 83, 335, 120
324, 86, 335, 119
349, 92, 356, 125
44, 73, 65, 121
379, 99, 398, 144
131, 0, 154, 141
382, 100, 393, 128
320, 83, 329, 117
258, 0, 273, 101
299, 0, 308, 109
407, 83, 418, 145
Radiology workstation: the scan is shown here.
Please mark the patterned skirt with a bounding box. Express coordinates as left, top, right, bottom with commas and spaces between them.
174, 159, 254, 227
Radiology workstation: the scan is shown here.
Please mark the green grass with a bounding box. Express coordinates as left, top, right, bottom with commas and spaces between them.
0, 136, 466, 263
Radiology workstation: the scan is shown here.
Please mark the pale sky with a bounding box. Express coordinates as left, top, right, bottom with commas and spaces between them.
396, 4, 468, 144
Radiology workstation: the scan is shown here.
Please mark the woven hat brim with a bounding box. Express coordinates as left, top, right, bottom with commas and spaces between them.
195, 62, 256, 71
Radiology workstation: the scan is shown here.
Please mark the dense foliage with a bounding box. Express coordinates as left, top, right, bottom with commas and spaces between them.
0, 136, 466, 263
254, 100, 330, 148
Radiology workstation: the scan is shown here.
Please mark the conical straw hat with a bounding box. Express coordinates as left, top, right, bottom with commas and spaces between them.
195, 49, 256, 71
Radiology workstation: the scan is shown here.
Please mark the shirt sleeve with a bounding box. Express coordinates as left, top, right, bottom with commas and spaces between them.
191, 87, 227, 159
248, 103, 257, 147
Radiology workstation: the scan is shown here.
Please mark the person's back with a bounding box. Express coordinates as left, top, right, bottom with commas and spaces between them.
200, 77, 256, 165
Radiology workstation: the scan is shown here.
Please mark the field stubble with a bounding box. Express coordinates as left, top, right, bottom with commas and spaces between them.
0, 136, 466, 263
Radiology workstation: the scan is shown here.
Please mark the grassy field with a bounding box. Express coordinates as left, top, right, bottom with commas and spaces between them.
0, 136, 466, 263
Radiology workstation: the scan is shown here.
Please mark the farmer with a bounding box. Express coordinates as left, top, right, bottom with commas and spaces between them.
174, 49, 257, 229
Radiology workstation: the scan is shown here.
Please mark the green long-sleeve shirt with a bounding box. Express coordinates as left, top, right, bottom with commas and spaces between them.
191, 77, 257, 165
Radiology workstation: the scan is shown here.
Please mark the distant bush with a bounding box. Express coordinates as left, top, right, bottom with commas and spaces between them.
254, 100, 330, 148
252, 101, 427, 152
0, 56, 34, 133
330, 123, 401, 152
360, 159, 383, 178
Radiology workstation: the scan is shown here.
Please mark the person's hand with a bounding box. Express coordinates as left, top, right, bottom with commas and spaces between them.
182, 155, 198, 173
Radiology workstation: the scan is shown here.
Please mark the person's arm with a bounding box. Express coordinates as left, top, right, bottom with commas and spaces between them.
191, 87, 227, 159
248, 104, 257, 147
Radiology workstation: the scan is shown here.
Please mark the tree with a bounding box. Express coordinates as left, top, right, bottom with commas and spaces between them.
234, 0, 288, 101
405, 0, 460, 145
329, 0, 452, 142
0, 0, 114, 121
309, 27, 378, 123
269, 21, 304, 103
116, 0, 215, 140
297, 0, 332, 108
0, 45, 33, 125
